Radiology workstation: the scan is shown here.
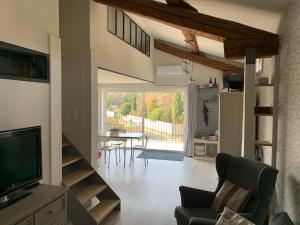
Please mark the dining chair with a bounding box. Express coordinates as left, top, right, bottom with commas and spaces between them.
131, 133, 149, 166
109, 128, 127, 164
97, 136, 118, 169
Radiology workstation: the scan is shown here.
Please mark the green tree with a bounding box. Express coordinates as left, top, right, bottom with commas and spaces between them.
172, 93, 184, 122
107, 96, 114, 111
124, 93, 137, 112
161, 107, 172, 122
146, 93, 157, 116
149, 107, 165, 121
119, 103, 131, 116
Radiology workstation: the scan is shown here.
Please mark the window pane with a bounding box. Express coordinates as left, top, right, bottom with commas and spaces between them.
107, 7, 116, 34
116, 10, 124, 39
146, 35, 150, 56
124, 15, 131, 44
141, 31, 146, 53
130, 22, 136, 47
136, 26, 142, 51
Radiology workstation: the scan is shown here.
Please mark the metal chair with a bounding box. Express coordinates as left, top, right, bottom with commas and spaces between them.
131, 133, 149, 166
97, 137, 118, 169
109, 128, 127, 167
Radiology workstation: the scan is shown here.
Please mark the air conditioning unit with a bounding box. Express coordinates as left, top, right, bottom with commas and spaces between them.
157, 66, 184, 76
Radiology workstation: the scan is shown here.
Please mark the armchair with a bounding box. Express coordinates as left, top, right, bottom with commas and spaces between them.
175, 153, 278, 225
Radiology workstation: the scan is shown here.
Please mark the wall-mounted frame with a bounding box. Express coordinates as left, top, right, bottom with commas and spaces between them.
0, 41, 49, 83
107, 7, 151, 57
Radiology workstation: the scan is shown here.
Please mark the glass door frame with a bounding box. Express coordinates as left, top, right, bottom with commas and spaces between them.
100, 85, 188, 151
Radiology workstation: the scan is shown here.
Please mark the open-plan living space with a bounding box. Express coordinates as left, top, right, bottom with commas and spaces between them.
0, 0, 300, 225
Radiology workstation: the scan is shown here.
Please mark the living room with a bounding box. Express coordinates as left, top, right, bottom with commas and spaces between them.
0, 0, 300, 225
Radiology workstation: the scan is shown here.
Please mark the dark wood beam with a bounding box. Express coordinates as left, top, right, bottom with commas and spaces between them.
94, 0, 279, 59
165, 0, 200, 53
165, 0, 181, 6
154, 39, 243, 73
182, 31, 199, 53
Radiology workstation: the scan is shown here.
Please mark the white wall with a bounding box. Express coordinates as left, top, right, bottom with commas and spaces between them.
90, 2, 155, 82
0, 0, 60, 184
154, 50, 225, 88
273, 0, 300, 220
60, 0, 97, 167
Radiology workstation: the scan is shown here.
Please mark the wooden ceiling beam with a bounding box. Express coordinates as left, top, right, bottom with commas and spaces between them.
94, 0, 279, 59
166, 0, 200, 53
182, 31, 199, 53
154, 39, 243, 73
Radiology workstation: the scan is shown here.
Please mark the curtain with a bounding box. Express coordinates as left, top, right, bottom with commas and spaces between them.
185, 84, 198, 157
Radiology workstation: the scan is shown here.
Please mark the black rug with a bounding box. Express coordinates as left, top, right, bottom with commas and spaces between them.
137, 150, 184, 161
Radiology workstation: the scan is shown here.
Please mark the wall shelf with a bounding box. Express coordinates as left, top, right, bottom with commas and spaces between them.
255, 84, 274, 87
255, 140, 273, 147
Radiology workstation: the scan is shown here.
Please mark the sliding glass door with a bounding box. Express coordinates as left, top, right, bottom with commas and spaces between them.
103, 89, 185, 152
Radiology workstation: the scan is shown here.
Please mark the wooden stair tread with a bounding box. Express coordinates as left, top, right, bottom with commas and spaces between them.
75, 184, 107, 205
62, 142, 70, 148
63, 169, 94, 187
62, 155, 82, 167
90, 199, 120, 224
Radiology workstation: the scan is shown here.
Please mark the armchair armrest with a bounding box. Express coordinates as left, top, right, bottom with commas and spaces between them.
189, 217, 217, 225
238, 213, 254, 222
179, 186, 215, 208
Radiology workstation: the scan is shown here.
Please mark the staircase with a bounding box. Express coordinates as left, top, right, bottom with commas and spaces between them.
62, 136, 120, 225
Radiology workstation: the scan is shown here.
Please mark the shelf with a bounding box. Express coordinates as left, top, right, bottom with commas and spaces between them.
255, 141, 272, 147
255, 84, 274, 87
193, 139, 218, 144
255, 113, 273, 116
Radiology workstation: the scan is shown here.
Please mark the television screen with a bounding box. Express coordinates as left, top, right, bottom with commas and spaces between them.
0, 127, 42, 198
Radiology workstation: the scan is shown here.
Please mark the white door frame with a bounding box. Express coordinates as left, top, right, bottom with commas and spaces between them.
99, 84, 188, 151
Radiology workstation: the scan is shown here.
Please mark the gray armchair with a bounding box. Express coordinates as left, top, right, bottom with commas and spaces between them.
175, 153, 278, 225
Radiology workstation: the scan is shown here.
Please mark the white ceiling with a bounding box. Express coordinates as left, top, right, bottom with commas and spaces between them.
128, 0, 291, 58
98, 69, 150, 84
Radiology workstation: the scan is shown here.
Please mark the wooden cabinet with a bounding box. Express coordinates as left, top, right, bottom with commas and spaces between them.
35, 197, 66, 225
219, 92, 243, 157
0, 185, 67, 225
16, 217, 33, 225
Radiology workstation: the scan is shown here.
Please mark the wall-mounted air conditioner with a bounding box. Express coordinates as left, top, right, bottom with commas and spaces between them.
157, 66, 184, 76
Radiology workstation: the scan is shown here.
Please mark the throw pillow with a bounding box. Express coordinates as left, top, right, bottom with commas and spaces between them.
212, 181, 251, 213
216, 207, 255, 225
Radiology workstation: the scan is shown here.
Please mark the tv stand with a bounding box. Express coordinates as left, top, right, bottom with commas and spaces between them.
0, 184, 67, 225
0, 189, 32, 209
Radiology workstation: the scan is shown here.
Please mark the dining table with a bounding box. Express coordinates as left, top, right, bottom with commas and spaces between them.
98, 131, 145, 167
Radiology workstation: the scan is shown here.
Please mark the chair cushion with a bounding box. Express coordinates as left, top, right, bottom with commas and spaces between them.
212, 181, 251, 213
175, 206, 218, 225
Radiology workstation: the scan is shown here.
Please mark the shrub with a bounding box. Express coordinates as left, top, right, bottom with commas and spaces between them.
119, 103, 131, 116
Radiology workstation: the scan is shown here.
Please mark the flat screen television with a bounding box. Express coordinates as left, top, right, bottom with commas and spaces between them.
0, 126, 42, 207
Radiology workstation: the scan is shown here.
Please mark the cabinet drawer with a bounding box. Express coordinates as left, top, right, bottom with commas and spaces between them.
35, 197, 66, 225
45, 215, 66, 225
16, 217, 33, 225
